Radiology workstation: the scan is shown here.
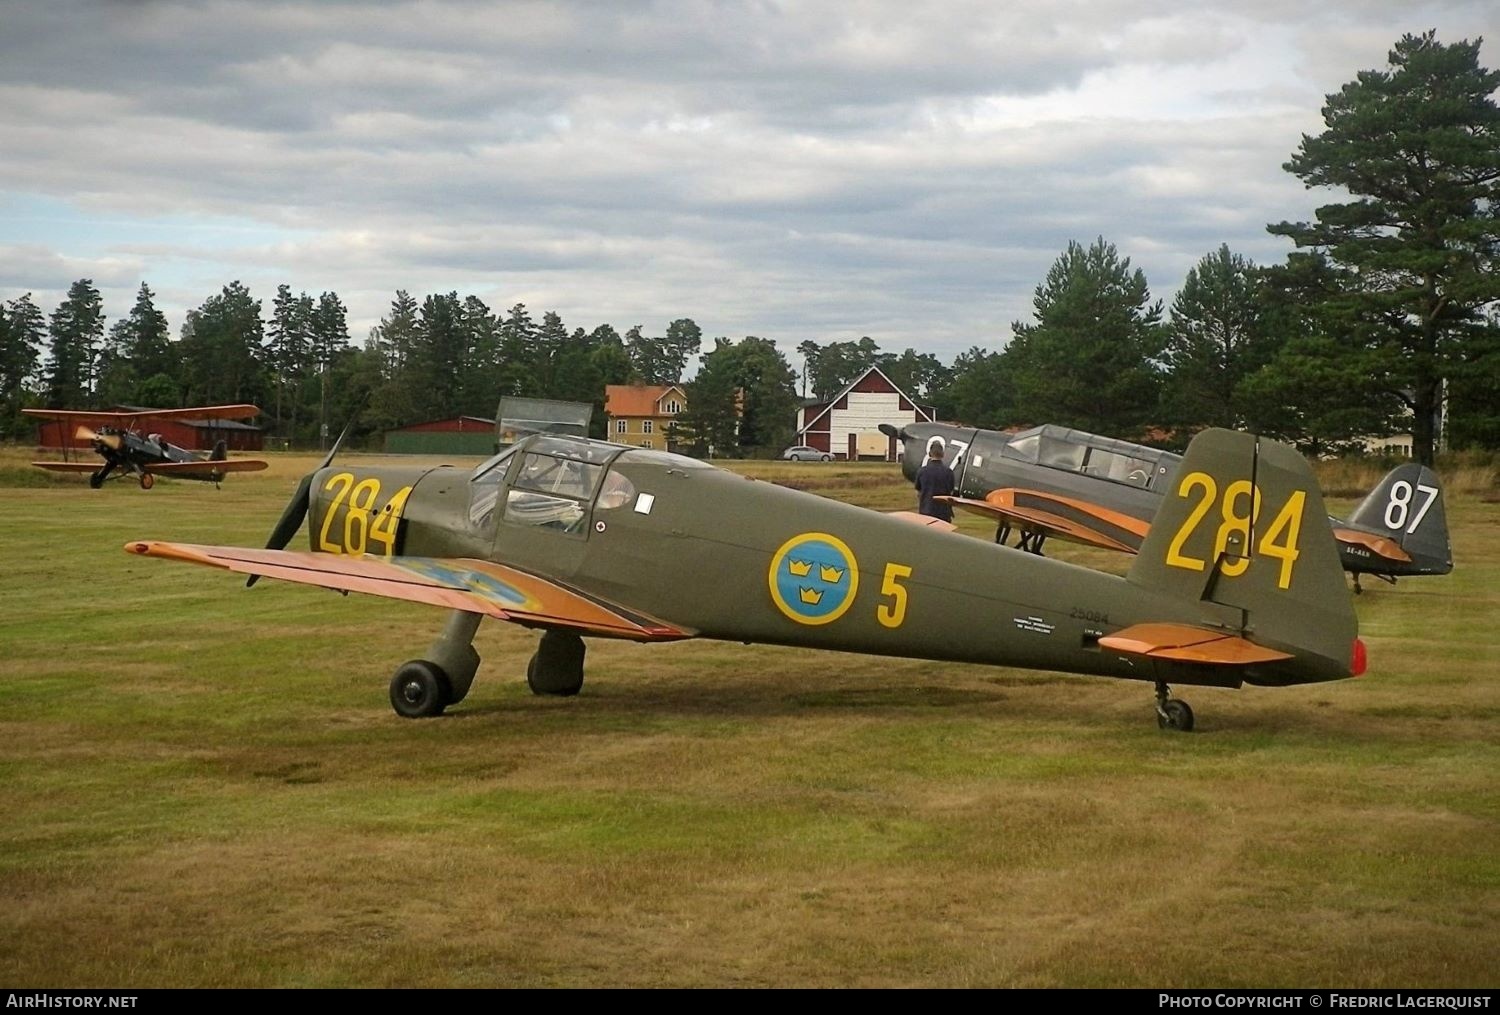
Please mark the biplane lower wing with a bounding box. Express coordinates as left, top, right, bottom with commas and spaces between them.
940, 488, 1148, 554
31, 461, 101, 473
124, 541, 692, 642
148, 459, 269, 475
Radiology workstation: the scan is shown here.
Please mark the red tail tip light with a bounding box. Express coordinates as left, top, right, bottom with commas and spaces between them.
1351, 637, 1368, 677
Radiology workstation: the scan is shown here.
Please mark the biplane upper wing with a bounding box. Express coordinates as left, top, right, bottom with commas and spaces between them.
124, 541, 692, 642
23, 403, 260, 424
30, 461, 101, 474
148, 459, 270, 475
938, 488, 1148, 554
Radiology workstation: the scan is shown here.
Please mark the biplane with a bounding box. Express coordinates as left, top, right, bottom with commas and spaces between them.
25, 404, 269, 489
882, 422, 1453, 593
126, 427, 1364, 731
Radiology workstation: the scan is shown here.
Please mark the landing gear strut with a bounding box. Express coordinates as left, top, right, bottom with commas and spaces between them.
1154, 681, 1194, 732
387, 610, 484, 718
527, 630, 585, 696
993, 523, 1046, 556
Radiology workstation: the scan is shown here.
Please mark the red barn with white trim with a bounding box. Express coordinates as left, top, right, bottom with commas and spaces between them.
794, 366, 936, 461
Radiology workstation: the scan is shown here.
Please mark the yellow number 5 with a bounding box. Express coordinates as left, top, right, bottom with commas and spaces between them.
877, 563, 912, 629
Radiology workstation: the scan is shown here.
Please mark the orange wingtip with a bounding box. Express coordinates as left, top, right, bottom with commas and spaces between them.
1099, 623, 1293, 666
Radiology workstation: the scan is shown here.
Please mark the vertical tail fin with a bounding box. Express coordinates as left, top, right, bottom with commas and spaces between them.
1127, 429, 1358, 681
210, 440, 228, 461
1339, 464, 1452, 576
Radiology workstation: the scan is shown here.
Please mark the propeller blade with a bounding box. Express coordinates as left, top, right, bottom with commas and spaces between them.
247, 473, 313, 588
248, 406, 362, 587
319, 412, 359, 471
76, 425, 122, 451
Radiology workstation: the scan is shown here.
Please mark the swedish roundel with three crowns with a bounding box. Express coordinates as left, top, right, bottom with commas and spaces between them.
768, 532, 860, 625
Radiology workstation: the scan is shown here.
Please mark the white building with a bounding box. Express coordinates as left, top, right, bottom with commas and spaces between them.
793, 365, 936, 461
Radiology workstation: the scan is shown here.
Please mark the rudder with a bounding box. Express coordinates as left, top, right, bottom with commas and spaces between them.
1344, 464, 1452, 575
1127, 429, 1357, 680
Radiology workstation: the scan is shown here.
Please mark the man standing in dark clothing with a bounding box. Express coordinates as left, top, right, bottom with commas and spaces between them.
915, 441, 955, 521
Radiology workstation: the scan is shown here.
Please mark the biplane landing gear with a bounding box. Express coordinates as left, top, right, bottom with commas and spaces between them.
138, 472, 155, 490
89, 470, 107, 489
1154, 681, 1194, 732
1016, 531, 1047, 556
388, 611, 483, 719
527, 630, 585, 696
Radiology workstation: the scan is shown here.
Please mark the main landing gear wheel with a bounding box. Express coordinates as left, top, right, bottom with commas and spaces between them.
389, 660, 452, 718
526, 630, 585, 696
89, 470, 107, 489
139, 472, 155, 490
1154, 682, 1194, 732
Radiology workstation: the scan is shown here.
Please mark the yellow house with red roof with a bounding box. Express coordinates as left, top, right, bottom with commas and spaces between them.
604, 384, 687, 451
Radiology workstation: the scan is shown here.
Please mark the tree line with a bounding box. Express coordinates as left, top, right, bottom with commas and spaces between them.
2, 32, 1496, 465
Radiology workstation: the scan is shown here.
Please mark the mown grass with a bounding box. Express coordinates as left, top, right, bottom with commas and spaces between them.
0, 445, 1495, 987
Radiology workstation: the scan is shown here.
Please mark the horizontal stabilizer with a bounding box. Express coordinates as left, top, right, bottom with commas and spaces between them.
1331, 527, 1412, 564
885, 511, 956, 531
1099, 623, 1293, 666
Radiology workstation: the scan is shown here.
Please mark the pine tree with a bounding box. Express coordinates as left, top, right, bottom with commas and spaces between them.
44, 278, 105, 407
179, 281, 264, 406
1, 294, 44, 436
1268, 31, 1500, 462
1162, 246, 1281, 431
1004, 238, 1164, 437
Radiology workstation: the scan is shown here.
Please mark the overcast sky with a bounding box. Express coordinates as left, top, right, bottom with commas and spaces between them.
2, 0, 1496, 372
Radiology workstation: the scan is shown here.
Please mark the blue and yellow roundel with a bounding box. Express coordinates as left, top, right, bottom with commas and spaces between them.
768, 532, 859, 626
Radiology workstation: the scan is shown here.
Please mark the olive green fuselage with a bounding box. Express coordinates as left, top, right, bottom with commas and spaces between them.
306, 451, 1349, 690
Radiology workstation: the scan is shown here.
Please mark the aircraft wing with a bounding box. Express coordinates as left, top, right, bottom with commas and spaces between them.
31, 461, 100, 473
23, 403, 260, 424
1098, 623, 1294, 665
939, 488, 1148, 554
148, 459, 270, 475
124, 541, 693, 642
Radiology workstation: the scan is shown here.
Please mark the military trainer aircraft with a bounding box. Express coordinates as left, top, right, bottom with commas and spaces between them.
124, 426, 1364, 731
26, 404, 269, 489
882, 422, 1452, 594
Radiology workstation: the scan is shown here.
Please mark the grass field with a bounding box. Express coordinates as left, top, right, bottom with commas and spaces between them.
0, 446, 1496, 988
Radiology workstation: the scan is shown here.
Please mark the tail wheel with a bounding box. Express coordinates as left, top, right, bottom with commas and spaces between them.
389, 660, 452, 718
139, 473, 155, 490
